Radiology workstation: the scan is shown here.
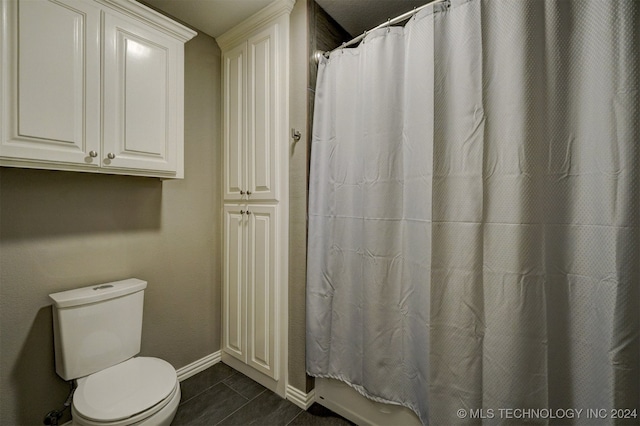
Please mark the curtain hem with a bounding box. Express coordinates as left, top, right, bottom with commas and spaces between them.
307, 371, 427, 425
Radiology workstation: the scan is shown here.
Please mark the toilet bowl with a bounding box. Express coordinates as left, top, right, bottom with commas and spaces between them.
71, 357, 180, 426
49, 279, 180, 426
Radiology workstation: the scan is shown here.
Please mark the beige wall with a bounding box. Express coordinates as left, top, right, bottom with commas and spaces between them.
0, 32, 222, 425
288, 0, 310, 393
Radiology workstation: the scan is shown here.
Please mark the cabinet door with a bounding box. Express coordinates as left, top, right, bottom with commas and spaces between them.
246, 205, 277, 378
102, 10, 179, 175
246, 25, 279, 201
0, 0, 100, 165
222, 43, 246, 200
223, 205, 247, 363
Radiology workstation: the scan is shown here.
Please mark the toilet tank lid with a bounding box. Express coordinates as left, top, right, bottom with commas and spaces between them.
49, 278, 147, 308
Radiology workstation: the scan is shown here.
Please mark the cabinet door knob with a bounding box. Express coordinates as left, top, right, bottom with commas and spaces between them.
240, 190, 245, 195
89, 151, 98, 158
246, 191, 252, 195
107, 153, 116, 160
246, 210, 251, 215
240, 210, 245, 215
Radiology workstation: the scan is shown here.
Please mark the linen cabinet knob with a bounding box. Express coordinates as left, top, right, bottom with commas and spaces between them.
107, 153, 116, 159
89, 150, 98, 158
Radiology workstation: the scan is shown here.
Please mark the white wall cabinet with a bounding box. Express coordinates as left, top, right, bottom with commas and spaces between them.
218, 0, 292, 396
0, 0, 196, 178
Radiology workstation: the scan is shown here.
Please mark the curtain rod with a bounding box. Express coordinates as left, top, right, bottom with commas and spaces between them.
313, 0, 449, 63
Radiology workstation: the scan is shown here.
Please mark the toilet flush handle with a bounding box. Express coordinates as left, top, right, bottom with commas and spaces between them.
93, 284, 114, 291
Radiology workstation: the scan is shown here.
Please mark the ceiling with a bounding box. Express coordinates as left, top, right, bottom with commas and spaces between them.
143, 0, 430, 39
142, 0, 273, 38
314, 0, 429, 37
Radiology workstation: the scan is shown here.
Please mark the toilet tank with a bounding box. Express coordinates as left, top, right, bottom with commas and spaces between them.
49, 278, 147, 381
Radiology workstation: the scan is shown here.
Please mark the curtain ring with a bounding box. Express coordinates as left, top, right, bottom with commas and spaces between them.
386, 18, 391, 33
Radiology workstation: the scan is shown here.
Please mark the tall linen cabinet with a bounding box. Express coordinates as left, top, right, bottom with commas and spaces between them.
217, 0, 292, 396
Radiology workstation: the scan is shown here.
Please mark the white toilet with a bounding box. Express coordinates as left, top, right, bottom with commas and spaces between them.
50, 278, 181, 426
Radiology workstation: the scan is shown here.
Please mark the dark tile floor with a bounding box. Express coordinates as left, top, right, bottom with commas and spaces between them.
173, 362, 354, 425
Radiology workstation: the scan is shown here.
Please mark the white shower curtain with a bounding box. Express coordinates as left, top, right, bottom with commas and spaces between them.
306, 0, 639, 424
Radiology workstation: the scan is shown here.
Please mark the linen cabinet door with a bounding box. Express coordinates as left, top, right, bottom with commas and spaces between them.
0, 0, 100, 166
245, 205, 277, 379
246, 24, 279, 201
223, 205, 248, 363
102, 10, 181, 176
222, 42, 247, 201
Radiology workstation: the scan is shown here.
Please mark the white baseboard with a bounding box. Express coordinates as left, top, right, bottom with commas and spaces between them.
176, 351, 221, 382
286, 384, 316, 410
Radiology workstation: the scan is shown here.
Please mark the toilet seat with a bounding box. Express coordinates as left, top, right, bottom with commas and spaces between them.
73, 357, 178, 425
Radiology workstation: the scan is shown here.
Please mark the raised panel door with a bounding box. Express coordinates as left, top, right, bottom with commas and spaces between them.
246, 204, 277, 378
223, 43, 246, 200
223, 205, 247, 362
246, 25, 278, 201
102, 10, 178, 175
0, 0, 100, 164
